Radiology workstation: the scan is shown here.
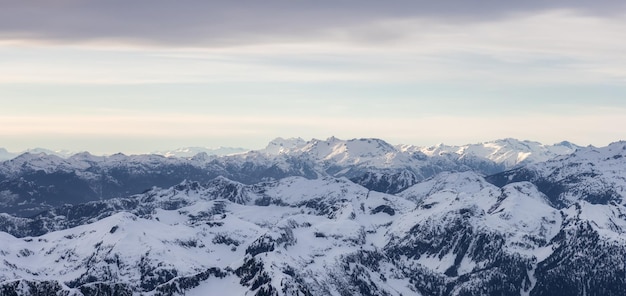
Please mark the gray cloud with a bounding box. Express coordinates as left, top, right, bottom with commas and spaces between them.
0, 0, 625, 46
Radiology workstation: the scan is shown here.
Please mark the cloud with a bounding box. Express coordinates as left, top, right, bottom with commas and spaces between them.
2, 1, 624, 153
2, 9, 625, 87
0, 1, 625, 47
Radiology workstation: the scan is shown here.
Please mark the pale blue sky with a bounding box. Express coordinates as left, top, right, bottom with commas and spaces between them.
1, 1, 625, 153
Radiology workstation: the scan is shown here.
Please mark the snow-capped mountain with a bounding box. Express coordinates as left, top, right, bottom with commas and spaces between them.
198, 136, 578, 197
0, 148, 75, 161
487, 141, 626, 208
261, 137, 307, 155
0, 146, 248, 162
24, 148, 76, 159
2, 163, 626, 295
0, 152, 209, 216
1, 138, 625, 295
0, 138, 581, 217
152, 147, 249, 158
0, 148, 17, 161
0, 176, 416, 295
400, 138, 581, 169
257, 137, 579, 193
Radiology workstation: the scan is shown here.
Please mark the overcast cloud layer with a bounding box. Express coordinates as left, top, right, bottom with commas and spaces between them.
1, 0, 625, 46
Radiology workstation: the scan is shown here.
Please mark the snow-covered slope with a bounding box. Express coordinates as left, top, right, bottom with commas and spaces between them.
0, 152, 207, 216
24, 148, 75, 158
401, 138, 580, 169
488, 141, 626, 208
265, 137, 406, 168
2, 165, 626, 295
255, 137, 580, 194
0, 148, 76, 162
0, 176, 417, 295
2, 138, 626, 296
261, 137, 307, 155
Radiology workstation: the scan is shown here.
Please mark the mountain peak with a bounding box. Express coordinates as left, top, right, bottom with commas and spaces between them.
25, 148, 74, 158
555, 140, 576, 148
326, 136, 340, 142
607, 140, 626, 149
68, 151, 97, 160
190, 152, 210, 161
0, 148, 18, 162
263, 137, 307, 155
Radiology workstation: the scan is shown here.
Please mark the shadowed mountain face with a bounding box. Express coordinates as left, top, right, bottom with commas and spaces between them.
0, 138, 579, 216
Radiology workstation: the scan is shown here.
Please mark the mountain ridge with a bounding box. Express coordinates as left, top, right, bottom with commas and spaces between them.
1, 166, 625, 295
1, 137, 626, 295
1, 137, 581, 162
0, 137, 584, 216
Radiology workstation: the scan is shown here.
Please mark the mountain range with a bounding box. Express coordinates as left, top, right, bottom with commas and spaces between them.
2, 137, 624, 295
0, 148, 76, 161
0, 138, 580, 216
0, 147, 251, 162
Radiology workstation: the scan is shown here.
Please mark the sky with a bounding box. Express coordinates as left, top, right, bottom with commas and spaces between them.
1, 1, 626, 154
